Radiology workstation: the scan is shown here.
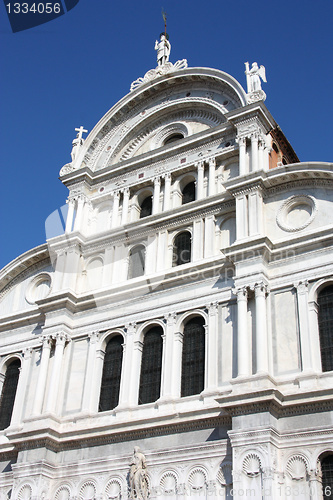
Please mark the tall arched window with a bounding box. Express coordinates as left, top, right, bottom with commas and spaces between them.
0, 359, 21, 430
181, 317, 205, 397
320, 454, 333, 499
140, 196, 152, 218
138, 326, 163, 405
128, 245, 145, 279
182, 181, 195, 204
99, 335, 123, 412
318, 285, 333, 372
173, 231, 191, 266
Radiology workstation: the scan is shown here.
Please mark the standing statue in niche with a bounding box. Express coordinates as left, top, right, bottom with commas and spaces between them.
155, 33, 171, 66
129, 447, 149, 500
245, 62, 267, 103
70, 126, 87, 162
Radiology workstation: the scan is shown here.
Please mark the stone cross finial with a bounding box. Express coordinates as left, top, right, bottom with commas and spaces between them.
71, 126, 88, 162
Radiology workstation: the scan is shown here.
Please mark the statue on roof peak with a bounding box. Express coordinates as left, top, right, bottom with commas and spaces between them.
155, 32, 171, 66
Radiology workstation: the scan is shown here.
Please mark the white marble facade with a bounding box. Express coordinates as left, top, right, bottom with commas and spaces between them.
0, 55, 332, 500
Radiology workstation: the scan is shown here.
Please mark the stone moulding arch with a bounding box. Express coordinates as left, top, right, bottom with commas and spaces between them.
285, 454, 309, 480
137, 319, 166, 343
308, 277, 333, 303
176, 309, 208, 332
0, 353, 22, 375
283, 452, 310, 476
99, 328, 125, 351
313, 447, 333, 471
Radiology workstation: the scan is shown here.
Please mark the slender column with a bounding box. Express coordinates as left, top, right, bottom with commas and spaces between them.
145, 234, 157, 274
163, 173, 171, 211
91, 346, 105, 411
308, 299, 322, 372
172, 331, 184, 397
192, 219, 203, 261
121, 188, 130, 225
204, 215, 215, 258
153, 177, 161, 215
248, 190, 263, 236
235, 194, 248, 240
261, 467, 274, 500
251, 132, 259, 172
208, 157, 216, 196
237, 136, 247, 176
65, 198, 75, 233
295, 281, 313, 372
52, 250, 65, 292
118, 334, 128, 407
82, 332, 99, 413
156, 230, 167, 271
73, 195, 85, 232
258, 139, 265, 171
32, 336, 52, 415
309, 469, 321, 500
0, 373, 5, 399
118, 324, 135, 407
45, 333, 68, 414
254, 282, 269, 374
161, 313, 177, 398
124, 323, 142, 406
10, 348, 33, 426
112, 191, 120, 228
196, 161, 204, 199
206, 303, 219, 390
235, 286, 250, 377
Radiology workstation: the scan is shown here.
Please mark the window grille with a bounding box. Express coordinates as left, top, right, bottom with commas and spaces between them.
181, 317, 205, 397
173, 231, 191, 266
128, 245, 145, 279
138, 327, 163, 405
0, 359, 20, 430
182, 181, 195, 204
98, 335, 123, 412
318, 285, 333, 372
321, 455, 333, 499
140, 196, 152, 218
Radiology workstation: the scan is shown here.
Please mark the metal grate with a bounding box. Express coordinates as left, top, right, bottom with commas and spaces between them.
182, 181, 196, 204
140, 196, 152, 218
98, 336, 123, 412
138, 327, 163, 405
128, 245, 145, 279
321, 455, 333, 499
0, 359, 20, 430
318, 285, 333, 372
181, 317, 205, 397
173, 231, 191, 266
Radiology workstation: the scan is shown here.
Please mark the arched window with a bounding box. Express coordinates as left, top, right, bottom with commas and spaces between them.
98, 335, 123, 412
320, 454, 333, 499
182, 181, 196, 205
128, 245, 145, 279
163, 133, 184, 146
181, 317, 205, 397
173, 231, 191, 266
318, 285, 333, 372
138, 326, 163, 405
0, 359, 21, 430
140, 196, 152, 219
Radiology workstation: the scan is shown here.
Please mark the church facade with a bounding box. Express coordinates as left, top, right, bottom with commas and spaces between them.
0, 38, 332, 500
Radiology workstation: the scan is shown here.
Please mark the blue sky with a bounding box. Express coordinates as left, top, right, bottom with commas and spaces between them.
0, 0, 332, 270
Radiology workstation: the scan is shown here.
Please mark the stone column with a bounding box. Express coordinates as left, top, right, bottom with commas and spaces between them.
295, 281, 313, 372
206, 303, 218, 390
235, 287, 250, 377
32, 336, 52, 415
254, 282, 269, 374
121, 188, 130, 225
82, 331, 99, 413
124, 323, 141, 406
161, 313, 177, 398
45, 333, 68, 414
62, 244, 81, 291
251, 132, 259, 172
309, 469, 321, 500
208, 157, 216, 196
235, 194, 248, 240
153, 177, 161, 215
196, 161, 205, 199
172, 331, 184, 397
91, 344, 105, 411
118, 335, 128, 407
248, 189, 264, 236
237, 136, 247, 176
163, 173, 171, 211
261, 467, 274, 500
308, 299, 322, 372
112, 191, 120, 228
156, 230, 167, 271
258, 139, 265, 171
10, 348, 33, 427
65, 197, 76, 233
204, 215, 215, 258
192, 219, 203, 261
73, 195, 85, 232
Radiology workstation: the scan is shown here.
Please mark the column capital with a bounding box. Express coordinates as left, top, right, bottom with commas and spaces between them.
66, 196, 76, 205
206, 302, 219, 315
233, 286, 248, 300
112, 190, 120, 199
22, 347, 33, 360
236, 135, 247, 145
153, 176, 161, 185
88, 331, 100, 344
42, 335, 53, 348
122, 187, 130, 196
196, 161, 204, 170
125, 322, 137, 335
208, 156, 216, 167
163, 172, 171, 181
251, 131, 259, 141
294, 280, 309, 294
164, 312, 177, 326
253, 281, 269, 297
54, 332, 69, 345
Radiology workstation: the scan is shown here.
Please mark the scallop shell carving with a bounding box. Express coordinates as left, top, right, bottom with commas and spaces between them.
217, 463, 233, 485
105, 479, 122, 498
54, 485, 71, 500
188, 468, 207, 490
243, 454, 261, 477
80, 481, 96, 499
17, 484, 32, 500
286, 456, 307, 480
160, 472, 178, 493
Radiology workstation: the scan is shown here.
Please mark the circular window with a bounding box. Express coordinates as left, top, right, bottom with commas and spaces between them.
151, 122, 189, 150
26, 273, 52, 304
276, 195, 317, 232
